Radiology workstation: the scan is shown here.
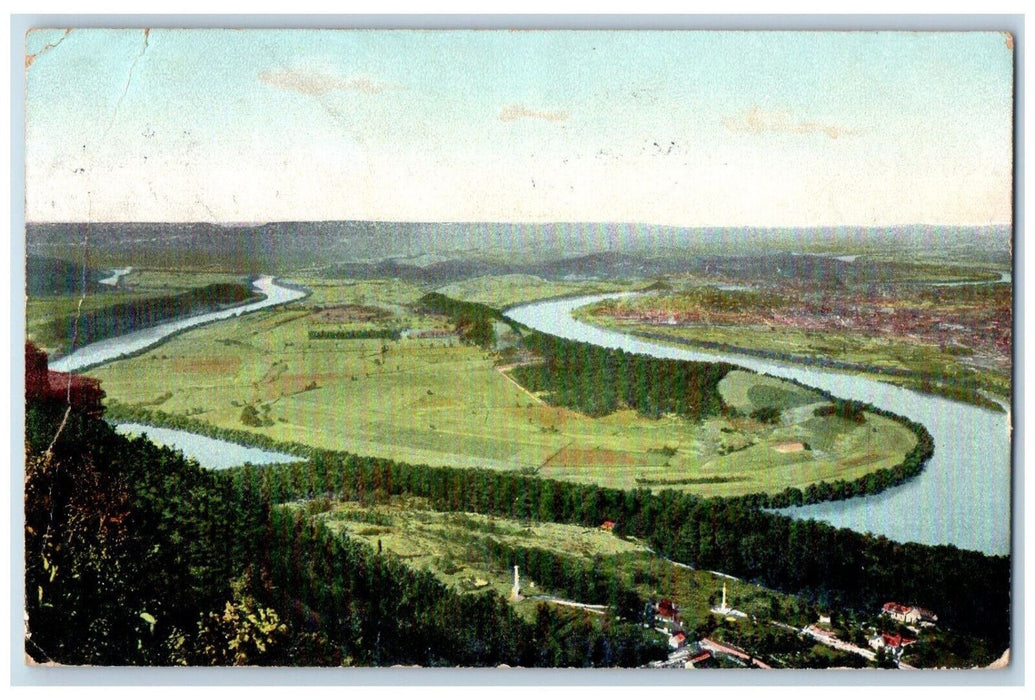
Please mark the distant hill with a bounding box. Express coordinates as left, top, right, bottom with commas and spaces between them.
25, 221, 1012, 279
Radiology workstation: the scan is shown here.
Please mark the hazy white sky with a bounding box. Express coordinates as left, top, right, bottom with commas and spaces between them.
24, 29, 1014, 226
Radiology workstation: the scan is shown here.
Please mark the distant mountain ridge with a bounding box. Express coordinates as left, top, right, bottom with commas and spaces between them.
26, 221, 1012, 279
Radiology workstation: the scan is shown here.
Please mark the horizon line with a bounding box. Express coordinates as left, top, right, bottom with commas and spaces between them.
23, 219, 1014, 229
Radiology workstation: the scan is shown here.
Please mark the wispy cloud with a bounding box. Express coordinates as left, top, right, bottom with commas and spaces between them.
499, 103, 568, 123
723, 107, 859, 140
259, 68, 390, 96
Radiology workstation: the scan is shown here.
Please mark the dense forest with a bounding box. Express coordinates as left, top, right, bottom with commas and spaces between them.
25, 400, 251, 664
49, 282, 258, 354
264, 511, 667, 667
512, 331, 734, 419
233, 452, 1009, 648
26, 255, 104, 296
25, 354, 667, 667
418, 292, 521, 348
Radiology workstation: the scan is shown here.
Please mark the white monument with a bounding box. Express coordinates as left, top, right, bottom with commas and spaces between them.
511, 565, 521, 600
710, 581, 747, 619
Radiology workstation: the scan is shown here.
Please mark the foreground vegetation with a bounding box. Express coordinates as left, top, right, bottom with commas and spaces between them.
25, 383, 1008, 667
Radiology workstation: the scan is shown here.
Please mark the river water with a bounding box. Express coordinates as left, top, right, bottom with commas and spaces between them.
506, 295, 1011, 556
113, 422, 298, 469
98, 267, 133, 287
50, 276, 307, 469
50, 276, 307, 373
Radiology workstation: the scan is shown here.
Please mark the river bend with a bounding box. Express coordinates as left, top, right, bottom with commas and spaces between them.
50, 276, 307, 373
506, 294, 1011, 556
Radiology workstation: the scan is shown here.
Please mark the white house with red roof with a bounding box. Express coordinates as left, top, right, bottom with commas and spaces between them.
869, 631, 917, 660
881, 601, 938, 626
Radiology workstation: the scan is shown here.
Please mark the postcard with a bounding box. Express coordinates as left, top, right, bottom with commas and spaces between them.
22, 26, 1013, 673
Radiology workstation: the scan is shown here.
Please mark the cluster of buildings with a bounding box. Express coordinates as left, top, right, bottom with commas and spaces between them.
868, 631, 917, 661
646, 583, 755, 669
645, 598, 685, 648
610, 290, 1010, 372
405, 328, 457, 340
867, 601, 938, 664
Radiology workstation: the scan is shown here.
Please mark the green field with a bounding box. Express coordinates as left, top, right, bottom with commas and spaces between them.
290, 497, 804, 630
86, 275, 917, 498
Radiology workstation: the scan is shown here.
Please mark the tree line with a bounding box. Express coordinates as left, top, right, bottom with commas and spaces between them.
229, 451, 1009, 647
308, 329, 401, 341
727, 398, 935, 509
417, 292, 520, 348
510, 331, 734, 419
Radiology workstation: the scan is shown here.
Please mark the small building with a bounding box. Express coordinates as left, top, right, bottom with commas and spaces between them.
656, 599, 678, 622
881, 601, 937, 626
410, 329, 458, 340
913, 607, 939, 627
600, 520, 616, 532
882, 602, 919, 624
687, 650, 713, 668
870, 631, 917, 660
668, 632, 687, 649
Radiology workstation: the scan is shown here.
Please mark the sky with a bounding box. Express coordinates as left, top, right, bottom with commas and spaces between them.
23, 29, 1015, 227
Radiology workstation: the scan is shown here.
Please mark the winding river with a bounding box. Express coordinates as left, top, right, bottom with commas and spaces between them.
49, 276, 307, 470
50, 276, 307, 373
52, 276, 1010, 555
113, 423, 298, 470
506, 295, 1012, 556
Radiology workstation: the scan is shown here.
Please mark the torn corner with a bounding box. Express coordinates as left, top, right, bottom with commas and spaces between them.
25, 28, 72, 70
